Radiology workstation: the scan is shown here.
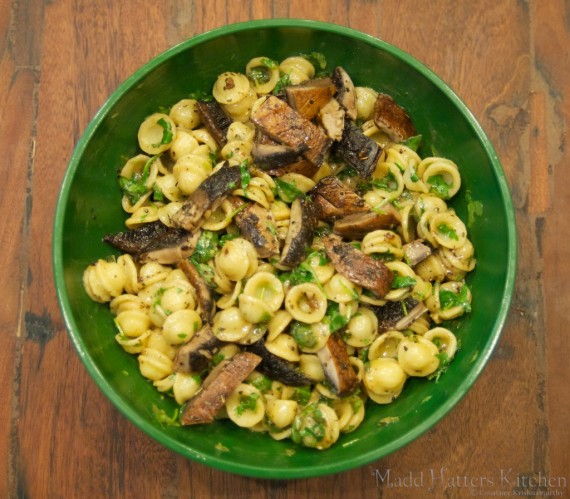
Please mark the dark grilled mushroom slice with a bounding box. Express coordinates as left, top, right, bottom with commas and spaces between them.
252, 142, 308, 170
233, 201, 280, 259
372, 93, 417, 143
136, 230, 201, 264
180, 351, 262, 425
403, 239, 432, 267
322, 233, 394, 298
178, 259, 215, 322
332, 206, 401, 239
196, 99, 233, 147
103, 220, 172, 254
332, 66, 357, 120
317, 332, 359, 396
172, 162, 241, 232
332, 121, 382, 179
247, 339, 312, 386
372, 298, 428, 333
285, 77, 337, 120
174, 325, 223, 374
310, 176, 369, 222
251, 95, 332, 168
280, 197, 319, 268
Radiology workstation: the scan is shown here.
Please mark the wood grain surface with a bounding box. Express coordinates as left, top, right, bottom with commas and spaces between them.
1, 0, 569, 497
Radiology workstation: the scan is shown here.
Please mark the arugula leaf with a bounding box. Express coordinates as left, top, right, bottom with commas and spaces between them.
427, 174, 451, 199
290, 321, 318, 349
191, 261, 215, 287
292, 386, 312, 406
428, 351, 451, 382
391, 275, 417, 289
437, 223, 459, 241
325, 301, 349, 333
300, 51, 327, 70
274, 178, 306, 203
236, 392, 260, 415
152, 405, 180, 427
401, 134, 423, 152
337, 165, 359, 180
439, 284, 472, 313
219, 231, 240, 247
118, 155, 157, 204
239, 160, 251, 190
191, 230, 219, 263
151, 118, 173, 148
273, 73, 292, 94
250, 373, 272, 392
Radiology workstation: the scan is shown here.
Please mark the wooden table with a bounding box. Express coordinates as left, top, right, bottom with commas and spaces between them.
2, 1, 568, 497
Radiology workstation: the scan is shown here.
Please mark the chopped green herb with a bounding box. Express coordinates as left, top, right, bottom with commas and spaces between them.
401, 134, 423, 152
391, 275, 417, 289
439, 284, 471, 313
466, 190, 484, 228
300, 51, 327, 70
250, 373, 272, 392
152, 404, 180, 427
337, 165, 359, 180
437, 223, 459, 241
219, 231, 240, 246
191, 261, 215, 287
273, 73, 292, 94
239, 160, 251, 190
191, 230, 219, 263
290, 321, 318, 349
118, 155, 157, 204
427, 174, 451, 199
428, 351, 452, 382
236, 392, 260, 415
151, 118, 173, 148
274, 178, 306, 203
267, 223, 278, 237
292, 386, 312, 406
325, 301, 349, 333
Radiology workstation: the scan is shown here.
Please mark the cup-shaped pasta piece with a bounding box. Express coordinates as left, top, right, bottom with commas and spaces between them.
364, 357, 407, 401
371, 162, 405, 199
172, 372, 201, 405
412, 194, 448, 221
333, 395, 366, 433
115, 329, 151, 355
125, 204, 160, 228
368, 330, 406, 361
146, 330, 177, 360
291, 403, 340, 450
266, 310, 293, 342
221, 139, 253, 164
227, 121, 256, 143
226, 383, 265, 428
291, 321, 331, 354
246, 56, 281, 95
137, 347, 174, 381
138, 262, 170, 287
265, 333, 300, 362
324, 273, 360, 304
212, 307, 253, 343
157, 201, 183, 226
119, 155, 160, 212
414, 254, 447, 283
216, 280, 242, 310
424, 327, 458, 360
278, 173, 316, 194
279, 56, 315, 85
173, 153, 212, 196
384, 261, 417, 302
223, 87, 258, 123
420, 157, 461, 200
161, 309, 202, 346
169, 129, 201, 161
213, 72, 251, 105
362, 120, 391, 148
285, 283, 328, 323
355, 87, 379, 120
430, 211, 468, 249
427, 281, 472, 322
243, 272, 285, 312
110, 293, 144, 316
138, 113, 176, 155
215, 238, 258, 281
238, 294, 274, 324
114, 308, 151, 338
397, 335, 440, 377
116, 254, 140, 295
362, 229, 404, 261
266, 399, 298, 430
83, 260, 125, 303
299, 354, 325, 382
439, 239, 476, 273
169, 98, 202, 130
189, 127, 218, 152
344, 307, 378, 348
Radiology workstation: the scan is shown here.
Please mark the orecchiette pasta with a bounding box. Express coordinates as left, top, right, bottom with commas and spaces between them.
84, 53, 477, 451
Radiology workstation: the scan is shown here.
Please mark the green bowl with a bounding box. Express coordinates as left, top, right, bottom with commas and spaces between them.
53, 19, 517, 478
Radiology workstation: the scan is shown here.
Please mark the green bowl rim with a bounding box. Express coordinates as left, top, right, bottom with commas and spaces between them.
53, 18, 517, 479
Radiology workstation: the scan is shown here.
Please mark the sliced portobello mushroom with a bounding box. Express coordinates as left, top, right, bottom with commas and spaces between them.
177, 259, 215, 323
233, 200, 280, 259
174, 325, 223, 374
322, 233, 394, 298
172, 162, 241, 232
280, 197, 319, 268
317, 332, 359, 397
318, 97, 345, 141
372, 298, 428, 333
332, 66, 357, 120
285, 77, 337, 120
332, 206, 401, 239
372, 93, 417, 143
252, 142, 308, 170
332, 121, 382, 179
196, 99, 233, 147
247, 339, 312, 386
310, 175, 369, 222
180, 351, 262, 425
251, 95, 332, 168
402, 239, 433, 267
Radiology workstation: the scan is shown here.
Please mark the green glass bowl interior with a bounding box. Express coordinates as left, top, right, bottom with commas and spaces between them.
53, 19, 517, 479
